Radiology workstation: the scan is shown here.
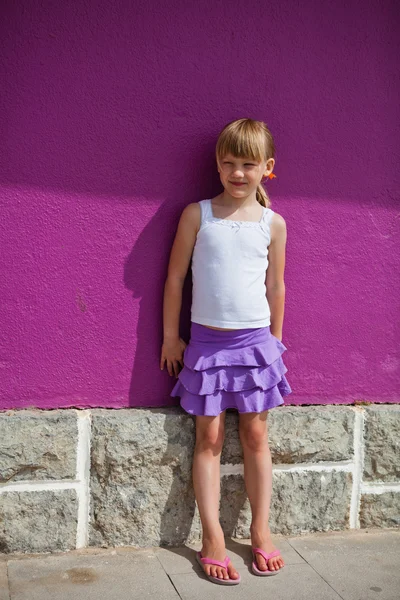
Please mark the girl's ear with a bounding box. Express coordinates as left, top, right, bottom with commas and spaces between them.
263, 158, 275, 178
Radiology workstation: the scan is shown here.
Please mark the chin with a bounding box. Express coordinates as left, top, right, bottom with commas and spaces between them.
230, 188, 250, 196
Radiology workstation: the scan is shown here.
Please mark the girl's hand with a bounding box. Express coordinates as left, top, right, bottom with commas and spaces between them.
160, 338, 187, 377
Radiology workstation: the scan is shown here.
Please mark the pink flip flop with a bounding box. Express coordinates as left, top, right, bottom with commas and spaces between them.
251, 548, 284, 576
196, 552, 241, 585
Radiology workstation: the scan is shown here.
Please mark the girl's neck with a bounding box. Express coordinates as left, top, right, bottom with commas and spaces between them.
218, 190, 258, 208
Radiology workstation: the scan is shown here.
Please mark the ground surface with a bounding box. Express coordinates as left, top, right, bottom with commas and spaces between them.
1, 530, 399, 599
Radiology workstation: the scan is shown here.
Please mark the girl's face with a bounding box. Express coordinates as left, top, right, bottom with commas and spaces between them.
217, 153, 273, 198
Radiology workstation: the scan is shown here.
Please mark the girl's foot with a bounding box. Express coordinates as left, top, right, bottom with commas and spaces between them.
250, 529, 285, 572
199, 538, 240, 581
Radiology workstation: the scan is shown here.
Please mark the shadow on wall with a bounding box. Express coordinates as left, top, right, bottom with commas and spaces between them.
159, 411, 249, 546
159, 411, 196, 545
123, 149, 220, 407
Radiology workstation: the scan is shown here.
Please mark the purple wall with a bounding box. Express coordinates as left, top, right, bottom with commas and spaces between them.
1, 1, 399, 410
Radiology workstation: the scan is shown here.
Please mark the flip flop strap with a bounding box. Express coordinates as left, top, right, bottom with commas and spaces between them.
253, 548, 280, 562
199, 555, 230, 568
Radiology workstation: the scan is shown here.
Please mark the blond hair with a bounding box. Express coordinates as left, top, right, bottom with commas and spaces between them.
216, 118, 276, 208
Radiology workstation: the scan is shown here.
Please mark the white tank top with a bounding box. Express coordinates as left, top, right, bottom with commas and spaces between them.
191, 199, 274, 329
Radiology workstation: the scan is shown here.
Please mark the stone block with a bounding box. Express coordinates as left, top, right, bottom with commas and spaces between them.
220, 473, 248, 536
221, 407, 355, 465
360, 493, 400, 528
0, 410, 77, 483
268, 407, 355, 464
363, 406, 400, 482
221, 412, 243, 464
90, 408, 196, 547
218, 470, 352, 537
270, 470, 352, 534
0, 490, 77, 553
187, 503, 202, 543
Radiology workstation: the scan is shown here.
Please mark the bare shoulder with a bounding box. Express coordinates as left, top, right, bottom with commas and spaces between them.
271, 210, 286, 230
270, 211, 287, 242
179, 202, 201, 233
181, 202, 201, 222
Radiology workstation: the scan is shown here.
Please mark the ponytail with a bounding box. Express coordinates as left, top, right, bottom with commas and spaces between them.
256, 183, 271, 208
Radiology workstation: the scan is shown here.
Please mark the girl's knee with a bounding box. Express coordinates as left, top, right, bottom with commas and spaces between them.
195, 417, 225, 453
239, 421, 268, 452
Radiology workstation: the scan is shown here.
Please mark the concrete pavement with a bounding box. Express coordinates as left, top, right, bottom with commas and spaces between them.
1, 529, 399, 600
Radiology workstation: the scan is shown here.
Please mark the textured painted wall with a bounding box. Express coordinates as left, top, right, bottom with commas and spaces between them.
1, 0, 399, 409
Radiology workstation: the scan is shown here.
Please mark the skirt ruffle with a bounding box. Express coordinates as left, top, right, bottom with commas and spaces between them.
183, 334, 285, 370
171, 323, 292, 417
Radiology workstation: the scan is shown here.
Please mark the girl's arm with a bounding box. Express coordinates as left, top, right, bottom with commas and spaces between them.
266, 213, 287, 341
161, 203, 200, 377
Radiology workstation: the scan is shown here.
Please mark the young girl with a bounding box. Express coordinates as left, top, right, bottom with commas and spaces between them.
160, 118, 291, 586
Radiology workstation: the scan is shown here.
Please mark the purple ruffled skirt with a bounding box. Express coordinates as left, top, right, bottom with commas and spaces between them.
171, 322, 292, 416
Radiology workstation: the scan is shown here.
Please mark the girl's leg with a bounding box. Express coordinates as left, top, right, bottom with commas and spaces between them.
193, 412, 239, 581
239, 411, 284, 572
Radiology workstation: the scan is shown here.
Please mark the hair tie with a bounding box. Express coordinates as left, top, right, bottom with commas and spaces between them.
263, 173, 276, 181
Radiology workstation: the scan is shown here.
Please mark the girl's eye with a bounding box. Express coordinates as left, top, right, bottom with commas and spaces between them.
244, 163, 256, 167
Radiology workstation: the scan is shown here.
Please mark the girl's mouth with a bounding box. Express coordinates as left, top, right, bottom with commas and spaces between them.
230, 182, 246, 186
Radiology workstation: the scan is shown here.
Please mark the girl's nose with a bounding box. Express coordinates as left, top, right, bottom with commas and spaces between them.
233, 168, 244, 177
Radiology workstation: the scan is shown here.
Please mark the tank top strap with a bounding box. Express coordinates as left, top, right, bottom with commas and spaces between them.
199, 199, 213, 225
262, 206, 274, 225
260, 207, 274, 243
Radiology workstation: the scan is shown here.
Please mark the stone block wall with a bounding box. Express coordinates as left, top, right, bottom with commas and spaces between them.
0, 405, 399, 554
